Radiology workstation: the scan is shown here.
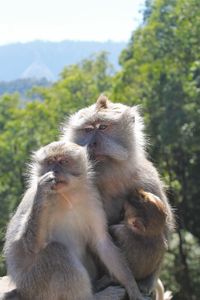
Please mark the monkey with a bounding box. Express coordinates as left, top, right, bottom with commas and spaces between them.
111, 190, 168, 281
95, 190, 172, 300
61, 95, 175, 296
3, 141, 143, 300
110, 190, 168, 296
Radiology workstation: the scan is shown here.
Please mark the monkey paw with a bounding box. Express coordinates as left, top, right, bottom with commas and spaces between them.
109, 224, 126, 239
38, 172, 57, 192
96, 285, 126, 300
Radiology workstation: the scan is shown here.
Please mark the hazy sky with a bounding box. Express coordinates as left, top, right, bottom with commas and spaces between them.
0, 0, 145, 45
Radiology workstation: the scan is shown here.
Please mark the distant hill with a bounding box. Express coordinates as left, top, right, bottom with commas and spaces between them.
0, 78, 51, 97
0, 40, 126, 81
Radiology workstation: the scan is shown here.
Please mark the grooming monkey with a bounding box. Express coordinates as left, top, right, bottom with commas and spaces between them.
95, 190, 171, 300
4, 141, 142, 300
111, 190, 167, 281
111, 190, 168, 299
62, 95, 175, 295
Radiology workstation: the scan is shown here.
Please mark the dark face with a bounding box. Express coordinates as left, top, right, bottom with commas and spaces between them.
75, 121, 112, 160
72, 119, 132, 164
42, 155, 73, 184
36, 142, 87, 190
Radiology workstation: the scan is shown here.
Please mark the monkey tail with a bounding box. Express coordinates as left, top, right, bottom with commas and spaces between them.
155, 279, 173, 300
163, 291, 173, 300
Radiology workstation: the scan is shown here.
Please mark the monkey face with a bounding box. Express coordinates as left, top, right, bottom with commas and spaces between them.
124, 191, 167, 237
62, 95, 142, 165
123, 201, 146, 235
73, 121, 129, 162
31, 141, 90, 191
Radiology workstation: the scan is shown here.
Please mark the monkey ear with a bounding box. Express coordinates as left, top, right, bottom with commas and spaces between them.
128, 106, 139, 123
96, 94, 109, 110
128, 217, 146, 234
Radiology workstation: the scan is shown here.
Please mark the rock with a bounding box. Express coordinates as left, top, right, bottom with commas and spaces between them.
0, 277, 16, 299
0, 277, 15, 293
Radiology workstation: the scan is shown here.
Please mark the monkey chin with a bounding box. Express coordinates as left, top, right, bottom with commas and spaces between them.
89, 150, 111, 163
52, 180, 68, 191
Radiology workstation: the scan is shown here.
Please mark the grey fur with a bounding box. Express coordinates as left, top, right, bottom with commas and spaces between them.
4, 141, 139, 300
62, 96, 175, 295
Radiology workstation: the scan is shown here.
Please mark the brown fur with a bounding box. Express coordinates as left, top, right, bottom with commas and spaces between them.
111, 189, 168, 280
96, 95, 109, 110
4, 141, 141, 300
62, 96, 175, 295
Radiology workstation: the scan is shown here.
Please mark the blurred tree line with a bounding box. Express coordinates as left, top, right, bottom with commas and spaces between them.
0, 78, 51, 97
0, 0, 199, 299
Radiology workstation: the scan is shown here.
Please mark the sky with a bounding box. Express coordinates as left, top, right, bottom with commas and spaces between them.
0, 0, 145, 45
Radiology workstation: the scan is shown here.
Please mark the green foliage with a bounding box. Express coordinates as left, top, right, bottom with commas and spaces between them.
0, 53, 113, 276
112, 0, 200, 298
0, 78, 51, 98
0, 1, 199, 299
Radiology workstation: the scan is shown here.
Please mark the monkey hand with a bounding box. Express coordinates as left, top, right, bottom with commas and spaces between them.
126, 284, 148, 300
38, 172, 57, 192
109, 224, 126, 239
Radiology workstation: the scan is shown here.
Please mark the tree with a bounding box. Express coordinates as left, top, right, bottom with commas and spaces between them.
112, 0, 200, 299
0, 53, 113, 276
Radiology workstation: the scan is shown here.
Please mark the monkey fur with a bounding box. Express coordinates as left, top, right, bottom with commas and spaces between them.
62, 95, 175, 295
4, 141, 143, 300
111, 189, 168, 283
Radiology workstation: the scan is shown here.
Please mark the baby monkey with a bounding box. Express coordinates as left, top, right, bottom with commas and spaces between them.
4, 141, 142, 300
111, 189, 168, 297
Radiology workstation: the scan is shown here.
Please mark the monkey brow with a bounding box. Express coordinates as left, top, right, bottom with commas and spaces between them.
73, 113, 122, 129
44, 154, 67, 161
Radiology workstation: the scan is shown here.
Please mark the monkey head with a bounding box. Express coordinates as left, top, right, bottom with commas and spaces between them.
123, 190, 167, 237
62, 95, 145, 167
29, 141, 91, 191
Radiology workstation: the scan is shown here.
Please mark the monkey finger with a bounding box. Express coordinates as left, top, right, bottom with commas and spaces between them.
95, 285, 126, 300
38, 172, 56, 186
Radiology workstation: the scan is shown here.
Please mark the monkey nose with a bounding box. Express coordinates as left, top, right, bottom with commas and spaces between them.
53, 169, 59, 175
89, 141, 97, 149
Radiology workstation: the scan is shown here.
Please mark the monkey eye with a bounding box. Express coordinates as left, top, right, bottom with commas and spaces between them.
59, 158, 69, 164
84, 126, 94, 133
99, 124, 108, 130
119, 209, 125, 220
47, 158, 54, 164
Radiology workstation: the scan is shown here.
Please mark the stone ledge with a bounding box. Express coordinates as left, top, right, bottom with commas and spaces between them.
0, 277, 15, 294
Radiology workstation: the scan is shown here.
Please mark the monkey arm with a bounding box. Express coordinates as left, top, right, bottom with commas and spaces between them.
91, 233, 144, 300
110, 225, 161, 298
21, 172, 56, 254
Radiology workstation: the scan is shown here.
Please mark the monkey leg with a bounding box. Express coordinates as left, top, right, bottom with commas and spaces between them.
13, 242, 93, 300
137, 273, 157, 295
95, 286, 126, 300
10, 242, 125, 300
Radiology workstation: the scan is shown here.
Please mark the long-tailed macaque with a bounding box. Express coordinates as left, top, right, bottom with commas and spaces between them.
62, 95, 175, 295
95, 190, 172, 300
4, 141, 142, 300
111, 190, 168, 293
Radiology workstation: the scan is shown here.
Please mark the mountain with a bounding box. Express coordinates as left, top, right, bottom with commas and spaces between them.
21, 61, 55, 81
0, 40, 126, 81
0, 78, 51, 97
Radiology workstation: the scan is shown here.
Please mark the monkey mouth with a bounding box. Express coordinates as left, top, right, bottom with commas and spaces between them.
56, 180, 67, 184
89, 151, 107, 161
53, 179, 68, 189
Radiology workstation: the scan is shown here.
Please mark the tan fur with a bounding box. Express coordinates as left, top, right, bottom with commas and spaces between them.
96, 95, 109, 110
4, 141, 141, 300
112, 190, 167, 280
62, 96, 175, 296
